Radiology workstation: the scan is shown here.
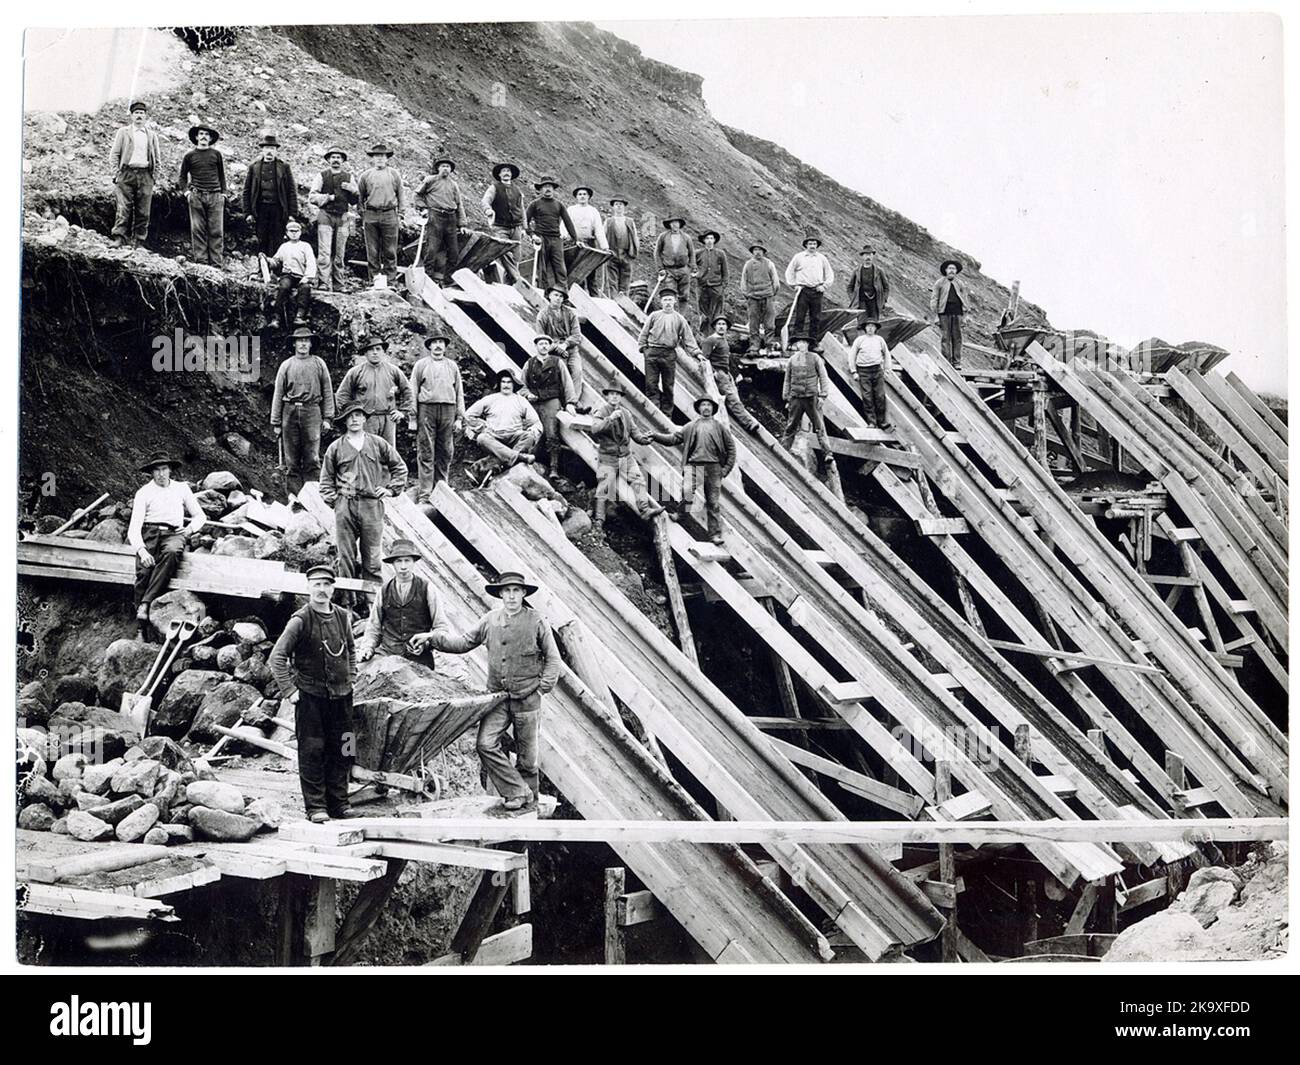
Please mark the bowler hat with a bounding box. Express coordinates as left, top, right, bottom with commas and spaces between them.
662, 216, 686, 228
693, 395, 718, 415
712, 315, 731, 329
533, 175, 560, 190
304, 563, 336, 582
291, 326, 315, 341
572, 185, 594, 198
383, 539, 422, 564
138, 450, 181, 473
492, 162, 520, 180
939, 258, 963, 274
748, 241, 767, 254
367, 142, 394, 156
432, 157, 456, 172
609, 195, 629, 207
484, 570, 539, 598
424, 333, 451, 348
699, 230, 721, 243
324, 146, 348, 161
188, 124, 220, 145
259, 134, 280, 148
337, 402, 369, 423
360, 336, 389, 353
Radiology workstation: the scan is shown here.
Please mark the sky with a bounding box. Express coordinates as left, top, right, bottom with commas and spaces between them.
597, 14, 1287, 394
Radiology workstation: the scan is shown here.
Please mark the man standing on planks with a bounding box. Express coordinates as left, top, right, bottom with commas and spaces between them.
271, 325, 336, 496
654, 216, 695, 314
780, 333, 834, 459
358, 540, 449, 665
307, 146, 360, 292
334, 336, 415, 448
526, 176, 579, 291
108, 100, 162, 249
636, 287, 701, 417
929, 258, 970, 369
574, 383, 665, 532
849, 319, 892, 429
693, 230, 729, 330
320, 403, 409, 618
700, 315, 762, 434
522, 334, 578, 478
740, 241, 781, 355
647, 395, 736, 547
567, 184, 609, 295
269, 563, 357, 823
428, 571, 561, 812
415, 155, 468, 287
357, 143, 406, 287
177, 123, 226, 266
536, 286, 586, 403
409, 333, 465, 502
481, 162, 526, 285
242, 133, 297, 257
846, 244, 891, 321
603, 195, 639, 295
784, 231, 834, 347
126, 451, 206, 628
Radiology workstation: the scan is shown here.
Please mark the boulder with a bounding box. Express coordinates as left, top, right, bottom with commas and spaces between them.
22, 773, 64, 809
73, 791, 111, 811
92, 793, 146, 826
500, 461, 560, 501
139, 736, 192, 774
191, 644, 219, 665
224, 433, 253, 460
34, 514, 68, 534
18, 680, 52, 711
1186, 866, 1243, 893
18, 803, 56, 831
81, 758, 124, 794
143, 827, 171, 846
187, 679, 263, 742
214, 536, 258, 558
245, 796, 282, 830
116, 803, 161, 842
58, 725, 128, 764
188, 806, 260, 842
152, 669, 227, 735
58, 778, 84, 802
109, 758, 163, 797
185, 780, 247, 815
51, 752, 87, 782
157, 823, 194, 843
226, 489, 249, 509
1104, 911, 1215, 963
201, 471, 242, 494
51, 817, 69, 835
148, 590, 207, 642
234, 652, 273, 690
123, 745, 146, 762
86, 517, 127, 544
18, 726, 58, 763
216, 644, 244, 672
283, 508, 327, 548
17, 695, 51, 727
194, 489, 230, 517
230, 620, 268, 643
51, 673, 100, 708
253, 533, 284, 559
66, 810, 115, 842
96, 638, 163, 708
561, 508, 592, 539
1176, 879, 1239, 929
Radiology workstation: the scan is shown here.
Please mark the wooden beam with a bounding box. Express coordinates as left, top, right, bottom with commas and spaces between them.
936, 762, 959, 962
604, 867, 626, 965
983, 639, 1165, 676
765, 736, 925, 817
20, 884, 178, 921
653, 513, 699, 665
450, 870, 512, 965
428, 924, 533, 966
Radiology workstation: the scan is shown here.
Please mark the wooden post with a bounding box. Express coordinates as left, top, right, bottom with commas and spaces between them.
935, 762, 959, 962
653, 513, 699, 666
451, 869, 512, 964
1014, 724, 1034, 767
1097, 876, 1119, 934
331, 859, 408, 966
275, 873, 308, 966
604, 867, 627, 965
1166, 750, 1187, 815
1032, 382, 1049, 468
304, 877, 337, 966
1018, 875, 1039, 955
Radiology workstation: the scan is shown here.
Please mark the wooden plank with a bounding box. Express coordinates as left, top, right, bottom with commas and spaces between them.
428, 924, 533, 966
1224, 371, 1287, 443
1119, 877, 1168, 912
766, 736, 925, 817
654, 513, 699, 665
983, 639, 1164, 676
451, 869, 512, 964
935, 761, 959, 962
20, 884, 178, 921
1164, 368, 1281, 490
369, 841, 527, 873
604, 867, 626, 964
1195, 371, 1288, 479
26, 845, 172, 885
916, 517, 970, 536
617, 888, 664, 928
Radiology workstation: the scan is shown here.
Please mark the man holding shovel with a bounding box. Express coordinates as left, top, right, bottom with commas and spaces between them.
126, 451, 206, 627
525, 176, 578, 290
428, 571, 561, 812
784, 232, 834, 347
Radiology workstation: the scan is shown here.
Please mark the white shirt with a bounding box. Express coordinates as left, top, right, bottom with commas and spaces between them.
851, 333, 889, 370
272, 239, 318, 281
784, 250, 835, 290
567, 203, 608, 249
127, 479, 206, 549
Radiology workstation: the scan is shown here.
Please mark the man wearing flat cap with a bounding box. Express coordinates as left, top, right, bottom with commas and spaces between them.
523, 334, 578, 477
574, 383, 664, 532
334, 335, 415, 448
537, 286, 586, 399
741, 242, 781, 355
358, 541, 449, 664
126, 451, 206, 626
266, 218, 317, 330
429, 571, 561, 811
929, 258, 971, 369
635, 288, 700, 416
271, 326, 336, 495
409, 333, 466, 499
269, 563, 357, 823
415, 156, 468, 286
308, 147, 360, 292
242, 134, 297, 256
357, 143, 406, 285
108, 100, 163, 249
178, 123, 226, 266
481, 162, 526, 284
846, 244, 891, 320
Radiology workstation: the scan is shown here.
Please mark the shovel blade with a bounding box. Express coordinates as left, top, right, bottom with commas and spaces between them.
120, 692, 151, 735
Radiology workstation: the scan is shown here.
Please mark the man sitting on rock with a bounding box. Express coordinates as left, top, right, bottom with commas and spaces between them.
357, 540, 448, 664
267, 218, 317, 331
269, 563, 357, 823
428, 571, 560, 812
333, 336, 415, 447
464, 369, 542, 471
127, 451, 207, 631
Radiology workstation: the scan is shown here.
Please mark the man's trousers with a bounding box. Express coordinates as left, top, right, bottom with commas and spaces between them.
296, 689, 355, 815
281, 402, 323, 495
789, 288, 824, 344
112, 168, 154, 243
334, 495, 384, 611
643, 347, 678, 416
363, 207, 399, 284
681, 462, 724, 540
422, 208, 461, 283
858, 366, 888, 427
187, 189, 224, 266
316, 213, 350, 290
782, 395, 832, 454
939, 313, 964, 368
133, 524, 186, 607
746, 296, 776, 351
416, 401, 457, 500
476, 692, 541, 801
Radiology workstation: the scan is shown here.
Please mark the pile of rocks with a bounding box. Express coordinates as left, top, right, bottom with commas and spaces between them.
17, 732, 281, 846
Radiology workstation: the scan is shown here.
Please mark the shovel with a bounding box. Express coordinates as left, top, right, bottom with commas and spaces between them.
645, 271, 667, 310
407, 212, 429, 291
120, 617, 198, 734
780, 285, 802, 353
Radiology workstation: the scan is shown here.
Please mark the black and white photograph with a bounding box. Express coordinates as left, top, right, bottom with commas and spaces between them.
3, 1, 1293, 1013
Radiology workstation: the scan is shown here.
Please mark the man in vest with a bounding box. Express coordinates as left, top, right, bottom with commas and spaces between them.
784, 232, 835, 347
700, 315, 761, 434
525, 176, 578, 290
846, 244, 891, 320
334, 336, 415, 447
575, 383, 665, 532
481, 162, 526, 284
567, 185, 609, 295
648, 396, 736, 546
693, 230, 728, 329
654, 217, 695, 313
740, 241, 780, 354
271, 325, 336, 495
781, 334, 834, 459
929, 258, 971, 369
464, 370, 543, 470
409, 333, 465, 501
268, 563, 357, 823
320, 403, 409, 616
108, 100, 162, 248
126, 451, 207, 627
357, 143, 406, 286
523, 334, 578, 477
178, 123, 226, 266
428, 571, 561, 811
415, 156, 467, 286
603, 196, 639, 296
308, 147, 359, 292
536, 286, 586, 400
242, 134, 297, 256
636, 288, 700, 416
266, 218, 316, 330
358, 541, 449, 664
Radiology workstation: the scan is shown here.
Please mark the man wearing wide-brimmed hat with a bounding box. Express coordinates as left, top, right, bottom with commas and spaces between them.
537, 286, 586, 398
700, 315, 761, 433
693, 230, 728, 329
654, 216, 695, 314
481, 162, 526, 284
320, 403, 408, 617
409, 332, 465, 499
740, 241, 780, 354
308, 147, 360, 291
464, 369, 543, 470
525, 176, 578, 290
357, 142, 406, 285
849, 318, 892, 429
268, 563, 357, 822
635, 287, 700, 416
415, 156, 467, 286
108, 100, 162, 248
358, 540, 449, 664
523, 334, 578, 477
846, 243, 891, 320
784, 231, 835, 347
178, 123, 226, 266
429, 571, 560, 811
574, 382, 664, 532
647, 394, 736, 546
126, 451, 207, 625
271, 325, 336, 495
780, 333, 834, 460
567, 184, 609, 295
603, 195, 639, 295
334, 335, 415, 448
241, 134, 298, 256
929, 258, 971, 369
